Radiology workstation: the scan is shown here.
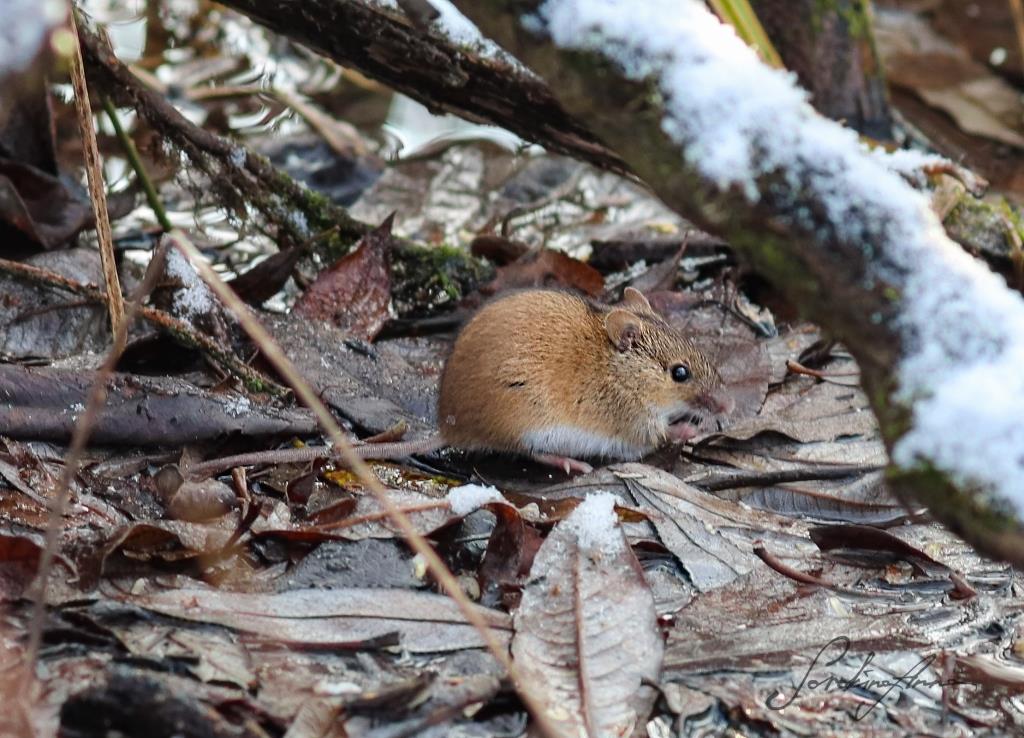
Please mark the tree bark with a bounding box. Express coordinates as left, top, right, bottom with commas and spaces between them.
753, 0, 892, 138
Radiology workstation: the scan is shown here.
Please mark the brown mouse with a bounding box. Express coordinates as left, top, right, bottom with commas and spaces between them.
434, 287, 731, 472
357, 287, 732, 474
191, 288, 733, 479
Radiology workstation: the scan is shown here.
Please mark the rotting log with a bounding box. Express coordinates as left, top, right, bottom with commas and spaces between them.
452, 0, 1024, 565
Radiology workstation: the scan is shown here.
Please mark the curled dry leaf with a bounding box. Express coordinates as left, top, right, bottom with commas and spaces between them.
227, 246, 305, 305
293, 215, 395, 340
614, 466, 759, 591
0, 160, 93, 251
513, 493, 662, 738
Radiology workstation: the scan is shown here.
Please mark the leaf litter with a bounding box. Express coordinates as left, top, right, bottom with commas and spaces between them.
2, 4, 1023, 735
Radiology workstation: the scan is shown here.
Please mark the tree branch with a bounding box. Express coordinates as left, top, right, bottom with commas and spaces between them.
214, 0, 630, 176
451, 0, 1024, 565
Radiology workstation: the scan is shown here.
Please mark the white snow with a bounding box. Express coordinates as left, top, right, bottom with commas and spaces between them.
561, 492, 623, 553
164, 245, 215, 319
531, 0, 1024, 516
371, 0, 523, 66
447, 483, 504, 515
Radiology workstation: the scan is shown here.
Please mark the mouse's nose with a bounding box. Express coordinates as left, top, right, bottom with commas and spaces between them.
698, 391, 734, 417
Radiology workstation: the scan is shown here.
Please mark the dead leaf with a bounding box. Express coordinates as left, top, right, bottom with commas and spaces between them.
614, 466, 759, 590
484, 249, 604, 297
227, 246, 305, 305
125, 586, 511, 653
664, 572, 927, 672
876, 10, 1024, 149
102, 517, 239, 565
0, 159, 93, 250
718, 374, 876, 443
294, 215, 395, 340
512, 494, 662, 738
477, 501, 543, 609
0, 365, 317, 445
266, 314, 442, 436
684, 438, 904, 524
0, 531, 43, 600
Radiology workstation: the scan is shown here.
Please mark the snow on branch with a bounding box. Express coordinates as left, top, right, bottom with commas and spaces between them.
453, 0, 1024, 531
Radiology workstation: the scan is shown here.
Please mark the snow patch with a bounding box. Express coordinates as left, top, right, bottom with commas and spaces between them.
164, 246, 215, 319
370, 0, 526, 68
447, 484, 504, 515
533, 0, 1024, 515
561, 492, 622, 553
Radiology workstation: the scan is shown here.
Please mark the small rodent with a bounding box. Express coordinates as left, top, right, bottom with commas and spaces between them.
359, 287, 732, 473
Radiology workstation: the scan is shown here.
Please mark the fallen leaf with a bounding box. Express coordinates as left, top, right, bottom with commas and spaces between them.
227, 246, 305, 305
717, 374, 876, 443
0, 365, 317, 445
615, 466, 758, 590
0, 531, 43, 600
485, 249, 604, 296
512, 493, 662, 738
294, 215, 395, 340
876, 10, 1024, 149
125, 586, 511, 653
0, 159, 93, 250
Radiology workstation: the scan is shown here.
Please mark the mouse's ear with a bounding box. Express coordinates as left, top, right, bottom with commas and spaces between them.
621, 286, 654, 315
605, 309, 642, 352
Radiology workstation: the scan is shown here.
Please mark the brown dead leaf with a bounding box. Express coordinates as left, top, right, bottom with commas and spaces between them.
0, 531, 43, 600
102, 517, 239, 566
614, 466, 761, 590
876, 10, 1024, 149
227, 246, 305, 305
125, 586, 511, 653
484, 248, 604, 297
0, 159, 92, 251
718, 373, 876, 443
477, 501, 543, 609
293, 215, 395, 340
512, 494, 662, 738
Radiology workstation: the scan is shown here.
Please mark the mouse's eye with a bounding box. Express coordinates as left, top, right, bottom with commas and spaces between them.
671, 364, 691, 383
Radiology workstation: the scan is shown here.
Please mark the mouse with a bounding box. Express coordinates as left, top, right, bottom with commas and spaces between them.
357, 287, 732, 474
193, 288, 733, 478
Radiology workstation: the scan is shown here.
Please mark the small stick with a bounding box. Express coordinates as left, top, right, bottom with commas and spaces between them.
786, 359, 860, 385
21, 240, 167, 693
102, 96, 172, 231
0, 256, 285, 395
68, 6, 125, 336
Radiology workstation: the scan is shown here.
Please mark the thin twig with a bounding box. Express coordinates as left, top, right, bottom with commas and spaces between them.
694, 464, 885, 492
1009, 0, 1024, 79
102, 96, 172, 231
164, 230, 561, 738
0, 256, 284, 395
20, 240, 168, 694
68, 5, 124, 335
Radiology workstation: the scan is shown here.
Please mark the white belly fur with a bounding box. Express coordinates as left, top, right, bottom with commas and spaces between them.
521, 425, 647, 460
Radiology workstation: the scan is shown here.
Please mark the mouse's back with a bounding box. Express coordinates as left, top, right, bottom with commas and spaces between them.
437, 290, 599, 453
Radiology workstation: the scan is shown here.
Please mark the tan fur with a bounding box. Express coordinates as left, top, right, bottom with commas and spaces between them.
437, 288, 726, 459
